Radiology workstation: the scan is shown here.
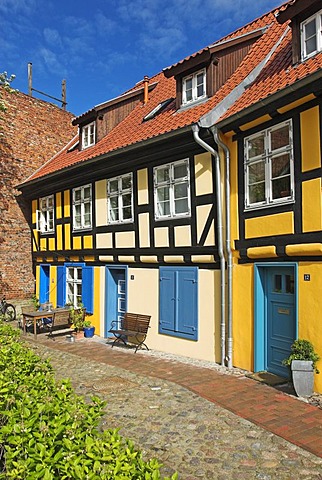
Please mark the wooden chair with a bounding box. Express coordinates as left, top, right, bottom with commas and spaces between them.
47, 309, 74, 339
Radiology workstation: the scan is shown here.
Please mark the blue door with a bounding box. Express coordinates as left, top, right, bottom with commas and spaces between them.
266, 267, 296, 377
105, 267, 127, 334
39, 265, 50, 304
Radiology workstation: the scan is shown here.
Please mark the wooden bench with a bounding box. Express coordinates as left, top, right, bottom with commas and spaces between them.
47, 309, 75, 339
108, 313, 151, 353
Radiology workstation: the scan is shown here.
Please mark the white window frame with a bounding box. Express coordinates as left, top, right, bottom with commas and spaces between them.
82, 121, 95, 149
244, 120, 294, 210
154, 159, 191, 220
107, 173, 133, 224
72, 184, 92, 230
36, 195, 54, 233
301, 9, 322, 60
182, 69, 206, 106
66, 266, 82, 307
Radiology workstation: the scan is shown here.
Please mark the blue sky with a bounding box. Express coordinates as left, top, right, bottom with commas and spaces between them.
1, 0, 282, 116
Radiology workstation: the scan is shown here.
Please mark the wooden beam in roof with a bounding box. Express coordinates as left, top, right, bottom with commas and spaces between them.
276, 0, 320, 23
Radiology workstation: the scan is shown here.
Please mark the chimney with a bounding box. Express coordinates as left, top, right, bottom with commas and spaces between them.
143, 75, 149, 104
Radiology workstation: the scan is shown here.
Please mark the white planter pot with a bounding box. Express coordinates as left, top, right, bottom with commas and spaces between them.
291, 360, 314, 398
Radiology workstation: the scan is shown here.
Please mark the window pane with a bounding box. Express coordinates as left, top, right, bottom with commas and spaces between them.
173, 163, 187, 180
174, 182, 188, 200
271, 125, 289, 150
196, 73, 205, 97
109, 179, 119, 193
74, 205, 82, 227
306, 36, 317, 55
122, 193, 131, 207
122, 175, 131, 190
123, 207, 132, 220
157, 186, 170, 202
247, 134, 265, 158
249, 183, 265, 204
274, 275, 282, 293
305, 18, 316, 38
271, 154, 290, 178
285, 274, 294, 294
156, 167, 169, 183
272, 176, 291, 200
249, 160, 265, 183
83, 187, 91, 199
109, 197, 119, 221
74, 189, 81, 202
175, 198, 189, 214
157, 186, 170, 216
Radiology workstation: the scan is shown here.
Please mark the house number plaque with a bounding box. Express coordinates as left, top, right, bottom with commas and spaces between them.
304, 274, 310, 281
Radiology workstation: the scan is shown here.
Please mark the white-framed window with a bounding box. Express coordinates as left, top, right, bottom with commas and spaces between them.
82, 121, 95, 149
107, 173, 133, 224
244, 121, 294, 210
66, 266, 82, 307
154, 159, 190, 219
301, 9, 322, 60
182, 69, 206, 106
36, 195, 54, 233
72, 184, 92, 230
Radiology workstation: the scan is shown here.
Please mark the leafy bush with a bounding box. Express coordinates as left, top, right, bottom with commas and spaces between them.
283, 338, 320, 374
0, 321, 177, 479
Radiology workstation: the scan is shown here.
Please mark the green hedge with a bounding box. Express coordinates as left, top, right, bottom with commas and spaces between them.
0, 321, 177, 479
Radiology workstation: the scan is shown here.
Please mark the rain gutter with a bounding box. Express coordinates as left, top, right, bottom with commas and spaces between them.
192, 124, 226, 367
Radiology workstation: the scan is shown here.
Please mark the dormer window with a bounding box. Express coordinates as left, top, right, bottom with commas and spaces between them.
182, 69, 206, 106
82, 121, 95, 149
301, 9, 322, 60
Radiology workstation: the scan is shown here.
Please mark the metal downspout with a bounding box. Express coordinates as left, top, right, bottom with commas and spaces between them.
211, 126, 233, 369
192, 124, 226, 366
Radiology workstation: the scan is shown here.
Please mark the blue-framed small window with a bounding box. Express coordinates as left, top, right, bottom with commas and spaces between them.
159, 266, 198, 340
57, 263, 94, 314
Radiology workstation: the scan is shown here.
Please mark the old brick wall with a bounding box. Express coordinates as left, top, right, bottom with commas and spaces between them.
0, 88, 77, 302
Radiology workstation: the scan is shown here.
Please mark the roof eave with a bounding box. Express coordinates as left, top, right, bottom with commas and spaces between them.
17, 125, 193, 193
217, 69, 322, 131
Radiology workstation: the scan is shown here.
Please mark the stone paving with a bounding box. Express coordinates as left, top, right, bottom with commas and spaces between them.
26, 336, 322, 480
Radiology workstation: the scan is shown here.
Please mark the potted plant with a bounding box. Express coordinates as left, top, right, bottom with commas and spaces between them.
83, 319, 95, 338
69, 305, 86, 332
283, 339, 320, 398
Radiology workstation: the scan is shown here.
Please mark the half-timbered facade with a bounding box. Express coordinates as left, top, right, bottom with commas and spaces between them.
207, 0, 322, 392
18, 0, 322, 391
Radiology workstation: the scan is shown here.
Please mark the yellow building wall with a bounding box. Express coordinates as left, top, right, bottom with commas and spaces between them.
194, 152, 213, 196
298, 262, 322, 393
302, 178, 322, 232
301, 106, 321, 172
245, 212, 294, 238
95, 180, 107, 227
126, 267, 220, 362
137, 168, 149, 205
232, 264, 254, 371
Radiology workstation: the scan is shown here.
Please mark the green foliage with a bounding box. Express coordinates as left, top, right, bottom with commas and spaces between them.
31, 294, 40, 310
69, 305, 86, 331
0, 321, 177, 479
283, 339, 320, 374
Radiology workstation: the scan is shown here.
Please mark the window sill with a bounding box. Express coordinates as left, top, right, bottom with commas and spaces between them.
177, 96, 208, 112
244, 198, 295, 212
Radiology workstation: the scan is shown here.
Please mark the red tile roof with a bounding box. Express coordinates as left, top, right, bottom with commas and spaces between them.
25, 0, 322, 183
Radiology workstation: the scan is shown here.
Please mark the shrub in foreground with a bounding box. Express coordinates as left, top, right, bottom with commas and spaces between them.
0, 321, 177, 479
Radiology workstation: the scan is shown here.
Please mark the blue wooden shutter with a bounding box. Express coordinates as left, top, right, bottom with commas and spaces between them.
82, 266, 94, 314
56, 266, 66, 307
177, 268, 198, 340
159, 267, 175, 333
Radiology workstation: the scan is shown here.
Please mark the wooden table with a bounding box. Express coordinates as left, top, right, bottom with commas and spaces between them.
22, 310, 55, 339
